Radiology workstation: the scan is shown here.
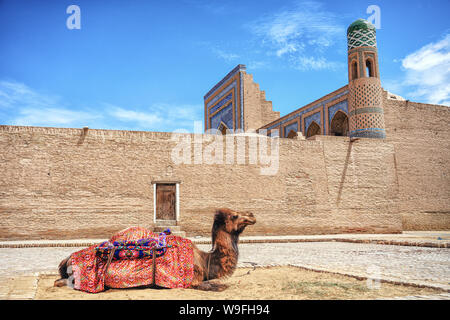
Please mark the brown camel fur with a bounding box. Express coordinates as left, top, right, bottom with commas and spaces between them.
54, 208, 256, 291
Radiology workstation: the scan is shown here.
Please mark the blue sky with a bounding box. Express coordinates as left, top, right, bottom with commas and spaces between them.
1, 0, 449, 132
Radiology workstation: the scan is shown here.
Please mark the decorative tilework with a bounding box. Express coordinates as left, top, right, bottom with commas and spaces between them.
349, 107, 383, 117
204, 65, 245, 100
304, 112, 321, 133
350, 128, 386, 139
328, 100, 348, 123
347, 28, 377, 50
264, 89, 348, 133
347, 19, 377, 50
283, 121, 298, 137
205, 65, 245, 131
206, 81, 237, 110
210, 103, 233, 130
209, 92, 233, 115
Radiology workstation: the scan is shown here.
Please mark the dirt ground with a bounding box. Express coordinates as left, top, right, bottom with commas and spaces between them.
35, 266, 443, 300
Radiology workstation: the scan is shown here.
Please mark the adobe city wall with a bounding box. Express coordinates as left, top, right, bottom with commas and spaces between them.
383, 95, 450, 230
0, 125, 401, 240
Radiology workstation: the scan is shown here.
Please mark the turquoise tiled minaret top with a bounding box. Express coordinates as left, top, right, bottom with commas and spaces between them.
347, 19, 377, 50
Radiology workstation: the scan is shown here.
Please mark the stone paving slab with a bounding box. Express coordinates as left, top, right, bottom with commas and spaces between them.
0, 235, 449, 300
378, 293, 450, 300
1, 231, 449, 248
0, 275, 38, 300
232, 242, 450, 292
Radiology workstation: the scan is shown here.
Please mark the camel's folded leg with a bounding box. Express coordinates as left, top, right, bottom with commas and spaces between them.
191, 281, 228, 292
54, 255, 73, 287
54, 278, 68, 287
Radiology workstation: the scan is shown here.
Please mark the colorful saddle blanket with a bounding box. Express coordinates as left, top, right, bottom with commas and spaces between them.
71, 227, 194, 293
95, 232, 168, 260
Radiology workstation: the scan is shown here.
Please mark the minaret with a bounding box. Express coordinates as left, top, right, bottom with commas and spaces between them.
347, 19, 386, 139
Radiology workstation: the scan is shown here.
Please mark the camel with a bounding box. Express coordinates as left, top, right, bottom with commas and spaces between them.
54, 208, 256, 291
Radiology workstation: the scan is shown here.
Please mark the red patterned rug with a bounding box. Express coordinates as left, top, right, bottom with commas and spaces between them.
71, 227, 195, 293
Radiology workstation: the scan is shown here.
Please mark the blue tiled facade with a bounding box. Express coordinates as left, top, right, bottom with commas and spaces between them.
210, 103, 233, 130
328, 100, 348, 124
209, 92, 233, 115
304, 112, 322, 133
283, 121, 299, 137
204, 65, 245, 131
264, 88, 349, 136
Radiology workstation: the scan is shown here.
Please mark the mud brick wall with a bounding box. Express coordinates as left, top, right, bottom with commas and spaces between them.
242, 72, 280, 131
0, 125, 401, 239
383, 93, 450, 230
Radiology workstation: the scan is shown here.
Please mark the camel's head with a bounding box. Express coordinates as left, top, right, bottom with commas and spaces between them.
212, 208, 256, 235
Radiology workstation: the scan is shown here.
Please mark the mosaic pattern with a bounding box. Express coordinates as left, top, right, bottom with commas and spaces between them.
350, 128, 386, 139
283, 121, 298, 137
204, 64, 245, 100
304, 112, 322, 133
348, 75, 385, 139
349, 82, 382, 107
349, 107, 383, 117
348, 29, 377, 50
350, 113, 385, 131
264, 89, 348, 133
328, 100, 348, 123
210, 103, 233, 130
205, 65, 245, 131
206, 81, 236, 109
347, 19, 377, 50
209, 92, 233, 115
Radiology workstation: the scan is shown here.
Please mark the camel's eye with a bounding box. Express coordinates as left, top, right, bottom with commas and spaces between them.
232, 215, 238, 220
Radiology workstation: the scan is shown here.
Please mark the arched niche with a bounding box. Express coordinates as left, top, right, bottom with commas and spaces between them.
352, 61, 358, 80
306, 121, 321, 138
329, 110, 349, 136
286, 130, 298, 139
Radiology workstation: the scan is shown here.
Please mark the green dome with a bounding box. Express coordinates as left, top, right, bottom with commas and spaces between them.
347, 19, 377, 50
347, 19, 376, 35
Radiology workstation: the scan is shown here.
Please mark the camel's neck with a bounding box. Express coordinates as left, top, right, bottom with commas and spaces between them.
207, 229, 239, 280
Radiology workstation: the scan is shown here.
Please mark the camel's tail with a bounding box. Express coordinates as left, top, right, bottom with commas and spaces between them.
58, 255, 71, 279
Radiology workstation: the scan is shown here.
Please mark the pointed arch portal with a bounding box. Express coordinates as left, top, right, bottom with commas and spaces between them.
306, 121, 321, 138
286, 130, 298, 139
330, 111, 349, 136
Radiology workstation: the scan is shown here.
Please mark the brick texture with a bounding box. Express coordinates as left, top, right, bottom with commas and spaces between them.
383, 92, 450, 230
0, 125, 401, 239
242, 73, 280, 130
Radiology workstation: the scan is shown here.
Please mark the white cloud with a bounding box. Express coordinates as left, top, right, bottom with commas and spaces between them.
212, 48, 240, 62
0, 80, 61, 110
0, 80, 99, 127
108, 106, 162, 127
0, 80, 203, 131
293, 56, 344, 71
14, 107, 100, 127
247, 60, 267, 70
107, 103, 202, 131
247, 0, 344, 70
395, 34, 450, 106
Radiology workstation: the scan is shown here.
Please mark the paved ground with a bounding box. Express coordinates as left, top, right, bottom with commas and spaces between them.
0, 232, 449, 299
235, 242, 450, 291
2, 231, 449, 248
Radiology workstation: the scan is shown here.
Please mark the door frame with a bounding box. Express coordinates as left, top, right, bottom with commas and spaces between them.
152, 181, 180, 223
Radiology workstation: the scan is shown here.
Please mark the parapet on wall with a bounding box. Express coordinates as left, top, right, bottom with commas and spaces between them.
0, 125, 401, 240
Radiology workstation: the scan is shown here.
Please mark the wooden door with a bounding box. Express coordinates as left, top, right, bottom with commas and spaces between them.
156, 184, 176, 220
